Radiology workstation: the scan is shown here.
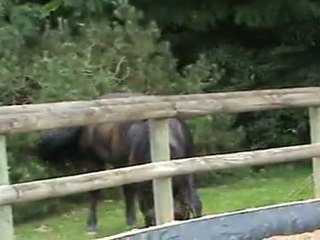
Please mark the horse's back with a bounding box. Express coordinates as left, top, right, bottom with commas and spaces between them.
88, 92, 194, 164
127, 117, 194, 163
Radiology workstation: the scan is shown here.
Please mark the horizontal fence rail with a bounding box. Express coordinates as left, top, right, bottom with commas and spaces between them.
0, 143, 320, 206
1, 87, 320, 240
0, 87, 320, 133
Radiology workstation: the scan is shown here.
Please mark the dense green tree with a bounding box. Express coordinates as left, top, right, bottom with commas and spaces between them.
28, 0, 317, 151
2, 0, 320, 221
0, 0, 244, 221
129, 0, 320, 151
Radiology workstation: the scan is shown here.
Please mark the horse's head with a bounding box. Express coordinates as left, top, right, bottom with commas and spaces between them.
172, 175, 203, 220
173, 197, 192, 221
141, 201, 190, 227
141, 193, 197, 227
140, 177, 202, 228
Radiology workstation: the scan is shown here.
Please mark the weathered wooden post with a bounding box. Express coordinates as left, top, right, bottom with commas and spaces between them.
149, 118, 174, 225
309, 107, 320, 197
0, 136, 14, 240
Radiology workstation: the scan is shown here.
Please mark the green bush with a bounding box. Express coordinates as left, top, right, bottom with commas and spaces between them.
0, 2, 245, 222
2, 0, 314, 223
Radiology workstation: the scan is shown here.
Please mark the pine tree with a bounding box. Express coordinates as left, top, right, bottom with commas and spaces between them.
129, 0, 320, 151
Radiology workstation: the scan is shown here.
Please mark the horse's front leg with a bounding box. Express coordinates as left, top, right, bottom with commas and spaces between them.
136, 182, 156, 227
190, 187, 202, 218
189, 174, 203, 218
86, 189, 100, 233
123, 184, 137, 227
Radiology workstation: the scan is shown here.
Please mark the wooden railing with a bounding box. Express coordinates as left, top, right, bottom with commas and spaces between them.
1, 87, 320, 240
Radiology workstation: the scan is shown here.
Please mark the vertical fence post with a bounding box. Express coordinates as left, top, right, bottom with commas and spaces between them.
309, 107, 320, 198
0, 135, 14, 240
149, 118, 174, 225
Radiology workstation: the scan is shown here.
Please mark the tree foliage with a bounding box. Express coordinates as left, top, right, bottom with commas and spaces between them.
1, 0, 320, 221
0, 0, 242, 221
131, 0, 320, 150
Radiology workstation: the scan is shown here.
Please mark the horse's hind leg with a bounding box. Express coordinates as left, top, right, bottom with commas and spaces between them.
123, 184, 137, 227
86, 190, 100, 233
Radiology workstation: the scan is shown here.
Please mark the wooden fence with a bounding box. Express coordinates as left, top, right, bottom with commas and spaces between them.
1, 87, 320, 240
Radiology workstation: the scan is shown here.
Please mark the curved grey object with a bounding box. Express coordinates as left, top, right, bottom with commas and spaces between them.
99, 198, 320, 240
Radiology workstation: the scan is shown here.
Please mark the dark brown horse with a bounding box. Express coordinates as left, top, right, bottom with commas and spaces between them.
35, 93, 202, 233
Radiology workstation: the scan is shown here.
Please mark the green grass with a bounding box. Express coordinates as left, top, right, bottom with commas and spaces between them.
15, 165, 315, 240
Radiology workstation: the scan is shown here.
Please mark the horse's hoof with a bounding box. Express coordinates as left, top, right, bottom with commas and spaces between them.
86, 226, 98, 235
127, 218, 137, 228
125, 224, 138, 231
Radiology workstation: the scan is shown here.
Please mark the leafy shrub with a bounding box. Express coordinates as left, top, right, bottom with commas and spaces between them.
0, 1, 245, 222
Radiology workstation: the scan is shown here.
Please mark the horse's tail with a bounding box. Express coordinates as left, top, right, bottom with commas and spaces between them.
36, 126, 83, 164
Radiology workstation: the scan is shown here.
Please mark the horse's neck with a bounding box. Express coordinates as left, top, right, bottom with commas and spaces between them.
109, 122, 131, 159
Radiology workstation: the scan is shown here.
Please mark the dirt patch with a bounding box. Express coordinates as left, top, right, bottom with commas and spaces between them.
265, 230, 320, 239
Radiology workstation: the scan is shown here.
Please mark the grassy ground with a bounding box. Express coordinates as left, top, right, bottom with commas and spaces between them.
15, 165, 314, 240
